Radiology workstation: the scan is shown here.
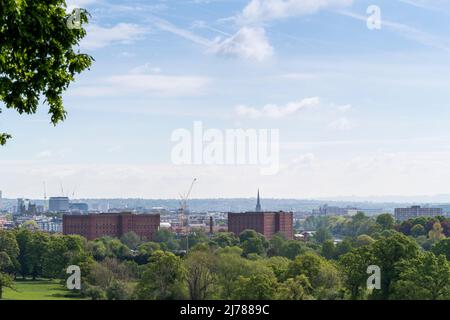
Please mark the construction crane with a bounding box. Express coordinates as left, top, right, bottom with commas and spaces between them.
178, 178, 197, 230
60, 181, 65, 197
43, 182, 47, 211
72, 185, 77, 199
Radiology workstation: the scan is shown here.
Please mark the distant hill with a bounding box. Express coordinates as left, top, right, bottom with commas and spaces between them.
3, 197, 450, 214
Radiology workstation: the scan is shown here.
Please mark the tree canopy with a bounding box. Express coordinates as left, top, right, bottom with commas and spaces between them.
0, 0, 93, 144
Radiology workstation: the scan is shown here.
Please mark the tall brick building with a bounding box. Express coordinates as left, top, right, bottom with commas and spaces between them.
228, 211, 294, 240
63, 213, 160, 241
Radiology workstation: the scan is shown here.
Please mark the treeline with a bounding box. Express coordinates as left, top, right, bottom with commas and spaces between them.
0, 228, 91, 298
306, 212, 450, 236
1, 213, 450, 300
303, 212, 450, 253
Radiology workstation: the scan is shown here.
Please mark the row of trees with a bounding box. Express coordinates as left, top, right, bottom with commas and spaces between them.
2, 213, 450, 300
128, 230, 450, 300
339, 233, 450, 299
81, 229, 319, 300
304, 212, 450, 250
0, 228, 91, 298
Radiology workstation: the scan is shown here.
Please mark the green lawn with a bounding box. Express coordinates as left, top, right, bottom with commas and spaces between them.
2, 279, 84, 300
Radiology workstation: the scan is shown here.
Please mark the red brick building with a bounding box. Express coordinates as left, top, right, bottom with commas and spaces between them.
63, 213, 160, 241
228, 211, 294, 240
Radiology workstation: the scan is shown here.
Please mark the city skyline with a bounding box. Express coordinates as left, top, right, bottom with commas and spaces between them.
2, 0, 450, 199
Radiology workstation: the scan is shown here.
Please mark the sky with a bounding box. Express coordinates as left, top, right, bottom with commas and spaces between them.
2, 0, 450, 200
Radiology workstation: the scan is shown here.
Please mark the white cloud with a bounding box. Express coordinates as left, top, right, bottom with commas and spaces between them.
339, 10, 450, 52
153, 18, 273, 61
235, 97, 320, 119
36, 151, 52, 159
81, 23, 148, 50
397, 0, 441, 11
277, 73, 319, 80
153, 18, 212, 47
278, 153, 318, 174
329, 117, 353, 130
210, 27, 273, 61
117, 51, 136, 58
130, 63, 162, 74
211, 0, 354, 60
239, 0, 354, 24
291, 153, 316, 166
66, 0, 98, 6
6, 150, 450, 199
70, 74, 211, 97
337, 104, 352, 113
0, 162, 278, 198
107, 74, 209, 95
66, 0, 98, 11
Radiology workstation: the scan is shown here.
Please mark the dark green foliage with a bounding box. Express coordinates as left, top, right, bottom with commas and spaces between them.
0, 0, 93, 144
233, 273, 278, 300
239, 230, 269, 257
120, 231, 141, 250
2, 213, 450, 301
371, 233, 420, 299
314, 227, 332, 243
135, 250, 185, 300
390, 252, 450, 300
376, 214, 395, 230
431, 238, 450, 261
211, 232, 239, 248
339, 246, 374, 300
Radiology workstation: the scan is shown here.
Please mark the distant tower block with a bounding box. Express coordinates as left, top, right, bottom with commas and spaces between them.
228, 211, 294, 240
255, 189, 262, 212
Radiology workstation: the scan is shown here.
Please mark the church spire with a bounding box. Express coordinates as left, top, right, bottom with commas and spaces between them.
255, 189, 262, 212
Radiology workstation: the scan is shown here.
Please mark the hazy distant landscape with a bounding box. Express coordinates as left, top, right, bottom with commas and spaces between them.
3, 196, 450, 214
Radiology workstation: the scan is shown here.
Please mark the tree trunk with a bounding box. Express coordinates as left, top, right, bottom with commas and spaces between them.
351, 285, 360, 300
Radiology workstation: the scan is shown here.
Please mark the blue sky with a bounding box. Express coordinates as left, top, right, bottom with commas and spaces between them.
2, 0, 450, 200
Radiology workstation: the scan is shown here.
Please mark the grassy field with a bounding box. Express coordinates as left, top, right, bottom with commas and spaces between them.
2, 279, 83, 300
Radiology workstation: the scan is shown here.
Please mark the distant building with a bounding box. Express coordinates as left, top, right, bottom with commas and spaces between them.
150, 207, 170, 215
49, 197, 70, 213
228, 211, 294, 240
227, 191, 293, 240
69, 202, 89, 213
255, 189, 262, 212
295, 231, 316, 242
35, 216, 62, 233
16, 198, 29, 216
39, 221, 62, 233
0, 215, 7, 230
394, 206, 443, 221
160, 222, 171, 229
313, 205, 359, 216
36, 205, 45, 214
27, 204, 37, 215
63, 212, 160, 240
357, 208, 386, 216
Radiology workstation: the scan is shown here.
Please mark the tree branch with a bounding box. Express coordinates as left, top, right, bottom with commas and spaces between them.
0, 132, 11, 145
